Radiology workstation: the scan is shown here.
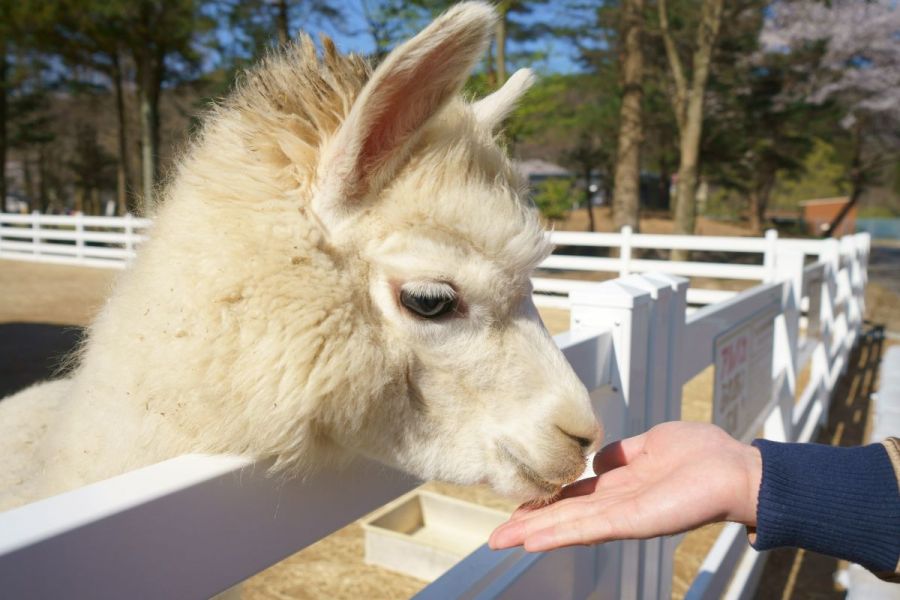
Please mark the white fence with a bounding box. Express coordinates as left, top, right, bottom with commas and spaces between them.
0, 213, 870, 599
0, 211, 151, 269
532, 226, 834, 308
0, 213, 825, 308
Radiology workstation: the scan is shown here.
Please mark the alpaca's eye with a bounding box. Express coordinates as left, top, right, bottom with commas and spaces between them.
399, 284, 458, 319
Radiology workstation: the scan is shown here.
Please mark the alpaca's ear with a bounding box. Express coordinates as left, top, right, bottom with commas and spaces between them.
472, 69, 536, 132
314, 2, 496, 228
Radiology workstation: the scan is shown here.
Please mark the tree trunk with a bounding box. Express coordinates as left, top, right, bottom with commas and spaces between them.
23, 153, 35, 209
672, 111, 702, 246
659, 167, 671, 211
612, 0, 644, 233
748, 190, 762, 235
137, 52, 162, 215
494, 8, 507, 85
748, 168, 774, 235
276, 0, 290, 47
485, 42, 496, 88
112, 52, 131, 215
0, 42, 7, 212
584, 166, 595, 232
90, 186, 100, 216
38, 144, 49, 212
663, 0, 724, 261
825, 120, 864, 238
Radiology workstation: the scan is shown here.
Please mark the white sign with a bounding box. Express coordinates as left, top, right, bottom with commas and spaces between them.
713, 307, 777, 442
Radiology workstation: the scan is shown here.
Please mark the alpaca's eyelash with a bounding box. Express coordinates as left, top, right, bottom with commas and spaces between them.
400, 281, 457, 299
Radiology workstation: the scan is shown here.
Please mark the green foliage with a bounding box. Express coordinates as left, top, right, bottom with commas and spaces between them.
770, 139, 850, 209
858, 204, 899, 219
703, 188, 743, 221
532, 178, 575, 221
1, 0, 887, 221
222, 0, 345, 62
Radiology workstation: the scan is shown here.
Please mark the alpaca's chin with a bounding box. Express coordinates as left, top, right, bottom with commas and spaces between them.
480, 468, 569, 504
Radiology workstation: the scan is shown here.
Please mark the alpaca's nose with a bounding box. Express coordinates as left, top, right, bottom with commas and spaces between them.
558, 426, 592, 449
556, 422, 602, 453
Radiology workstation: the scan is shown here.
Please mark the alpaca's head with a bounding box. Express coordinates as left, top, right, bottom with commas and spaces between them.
303, 2, 602, 500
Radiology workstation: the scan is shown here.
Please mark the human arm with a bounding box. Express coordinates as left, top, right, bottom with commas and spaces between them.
488, 423, 900, 580
749, 437, 900, 580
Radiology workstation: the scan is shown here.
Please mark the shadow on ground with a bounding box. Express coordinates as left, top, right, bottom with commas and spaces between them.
0, 323, 83, 399
752, 324, 886, 600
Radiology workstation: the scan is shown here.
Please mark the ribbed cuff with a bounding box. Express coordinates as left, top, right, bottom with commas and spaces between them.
750, 439, 900, 574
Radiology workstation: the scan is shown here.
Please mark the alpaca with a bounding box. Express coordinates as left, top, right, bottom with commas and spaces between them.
0, 2, 602, 512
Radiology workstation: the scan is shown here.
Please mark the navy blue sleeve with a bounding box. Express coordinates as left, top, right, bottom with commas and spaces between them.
750, 439, 900, 576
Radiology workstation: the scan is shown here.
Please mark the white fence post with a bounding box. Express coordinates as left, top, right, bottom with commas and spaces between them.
74, 211, 85, 262
840, 235, 864, 338
31, 210, 40, 256
124, 213, 135, 262
765, 247, 804, 443
571, 280, 653, 600
618, 273, 688, 600
619, 226, 633, 277
762, 229, 779, 283
857, 233, 870, 308
818, 239, 841, 421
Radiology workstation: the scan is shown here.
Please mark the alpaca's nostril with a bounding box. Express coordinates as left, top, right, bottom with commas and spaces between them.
557, 425, 595, 449
571, 435, 592, 449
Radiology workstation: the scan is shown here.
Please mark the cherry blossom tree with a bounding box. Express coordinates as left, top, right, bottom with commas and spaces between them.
762, 0, 900, 233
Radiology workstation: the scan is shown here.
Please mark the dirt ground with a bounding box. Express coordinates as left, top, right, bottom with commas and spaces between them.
1, 233, 897, 599
550, 206, 756, 237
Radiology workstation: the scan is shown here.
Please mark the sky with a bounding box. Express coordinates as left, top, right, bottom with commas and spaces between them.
312, 1, 588, 74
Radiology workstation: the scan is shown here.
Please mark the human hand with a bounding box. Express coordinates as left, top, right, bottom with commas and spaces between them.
488, 421, 762, 552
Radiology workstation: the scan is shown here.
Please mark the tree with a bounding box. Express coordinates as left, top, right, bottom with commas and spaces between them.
1, 30, 7, 210
0, 1, 61, 212
698, 2, 819, 233
51, 1, 215, 215
763, 0, 900, 236
510, 71, 619, 232
533, 178, 574, 221
7, 67, 55, 211
68, 122, 115, 215
224, 0, 344, 59
358, 0, 419, 61
491, 1, 551, 85
703, 70, 814, 233
770, 138, 850, 209
0, 0, 49, 211
364, 0, 550, 87
656, 0, 724, 252
47, 2, 136, 213
125, 1, 214, 214
611, 0, 644, 232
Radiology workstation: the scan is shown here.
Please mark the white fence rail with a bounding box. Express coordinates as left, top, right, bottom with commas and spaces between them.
0, 211, 151, 269
0, 213, 826, 309
535, 227, 834, 308
0, 213, 870, 600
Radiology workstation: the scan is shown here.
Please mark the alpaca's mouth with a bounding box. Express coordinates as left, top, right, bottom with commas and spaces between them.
495, 441, 560, 496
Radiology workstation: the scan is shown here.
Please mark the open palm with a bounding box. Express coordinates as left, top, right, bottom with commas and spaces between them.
489, 421, 761, 552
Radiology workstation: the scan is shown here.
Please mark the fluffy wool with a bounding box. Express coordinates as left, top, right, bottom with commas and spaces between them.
0, 2, 601, 511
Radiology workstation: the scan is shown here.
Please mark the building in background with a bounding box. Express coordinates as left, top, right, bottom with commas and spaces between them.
800, 197, 856, 237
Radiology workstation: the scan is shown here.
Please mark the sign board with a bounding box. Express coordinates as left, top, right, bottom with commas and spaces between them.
713, 307, 778, 442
